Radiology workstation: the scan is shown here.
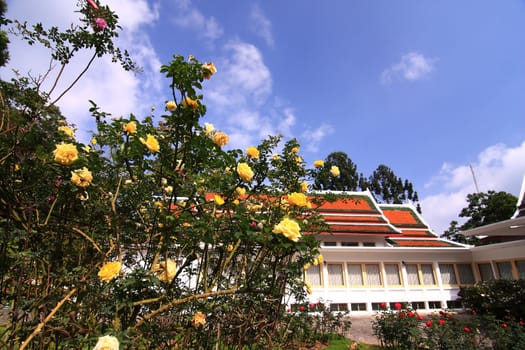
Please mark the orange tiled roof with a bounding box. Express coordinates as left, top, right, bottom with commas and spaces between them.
395, 230, 435, 237
328, 224, 399, 234
381, 207, 425, 227
323, 215, 386, 223
315, 195, 379, 213
387, 239, 462, 248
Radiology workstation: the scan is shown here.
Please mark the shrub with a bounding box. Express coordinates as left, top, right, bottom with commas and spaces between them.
458, 279, 525, 321
0, 1, 332, 348
372, 304, 423, 349
423, 311, 480, 350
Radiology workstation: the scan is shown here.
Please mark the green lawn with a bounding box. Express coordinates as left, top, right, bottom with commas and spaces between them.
325, 335, 382, 350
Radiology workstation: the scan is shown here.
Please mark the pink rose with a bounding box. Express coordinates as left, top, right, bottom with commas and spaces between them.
94, 18, 107, 31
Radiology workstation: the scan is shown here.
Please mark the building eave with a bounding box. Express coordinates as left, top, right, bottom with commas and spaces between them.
462, 216, 525, 237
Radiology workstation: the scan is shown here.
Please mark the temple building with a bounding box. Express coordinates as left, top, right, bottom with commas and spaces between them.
303, 186, 525, 314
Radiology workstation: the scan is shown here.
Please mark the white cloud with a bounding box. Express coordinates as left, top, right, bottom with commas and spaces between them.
301, 123, 334, 152
3, 0, 163, 142
202, 39, 334, 152
381, 51, 436, 84
250, 4, 274, 47
172, 0, 224, 43
204, 40, 274, 147
421, 141, 525, 235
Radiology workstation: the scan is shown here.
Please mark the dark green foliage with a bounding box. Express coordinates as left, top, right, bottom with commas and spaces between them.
442, 191, 518, 244
366, 164, 421, 212
311, 154, 422, 212
0, 0, 9, 67
458, 279, 525, 321
312, 151, 364, 192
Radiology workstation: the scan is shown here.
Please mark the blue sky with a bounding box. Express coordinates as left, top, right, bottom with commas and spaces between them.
4, 0, 525, 234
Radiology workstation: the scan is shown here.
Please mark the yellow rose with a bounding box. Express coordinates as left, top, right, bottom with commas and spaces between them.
71, 167, 93, 187
313, 160, 324, 168
93, 335, 119, 350
182, 97, 199, 110
287, 192, 309, 207
214, 194, 225, 206
291, 147, 299, 154
300, 181, 308, 193
140, 134, 160, 153
330, 165, 340, 177
246, 146, 259, 159
164, 185, 173, 195
317, 255, 324, 264
192, 311, 206, 327
295, 156, 303, 163
152, 258, 177, 283
272, 218, 301, 242
303, 262, 311, 271
58, 126, 74, 138
98, 261, 121, 282
53, 143, 78, 165
227, 244, 234, 252
235, 187, 246, 197
305, 281, 312, 295
123, 121, 137, 134
91, 138, 97, 145
204, 122, 215, 136
212, 131, 229, 147
236, 162, 253, 182
272, 154, 280, 160
166, 100, 177, 111
202, 62, 217, 79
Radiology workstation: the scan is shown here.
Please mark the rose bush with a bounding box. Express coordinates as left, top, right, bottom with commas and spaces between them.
0, 1, 334, 348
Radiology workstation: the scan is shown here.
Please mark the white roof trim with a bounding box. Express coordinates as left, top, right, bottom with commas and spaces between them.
462, 215, 525, 237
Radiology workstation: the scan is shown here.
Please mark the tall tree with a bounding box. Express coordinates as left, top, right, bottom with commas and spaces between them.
442, 191, 518, 244
0, 0, 9, 67
365, 164, 421, 212
312, 151, 364, 191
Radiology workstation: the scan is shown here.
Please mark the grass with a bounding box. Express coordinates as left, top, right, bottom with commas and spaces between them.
324, 335, 382, 350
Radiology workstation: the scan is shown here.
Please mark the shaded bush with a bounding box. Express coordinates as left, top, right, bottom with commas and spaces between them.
459, 279, 525, 321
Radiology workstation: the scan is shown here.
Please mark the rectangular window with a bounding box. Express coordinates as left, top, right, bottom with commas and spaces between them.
323, 241, 337, 246
330, 303, 348, 312
496, 261, 513, 280
350, 303, 367, 311
389, 302, 404, 309
421, 264, 436, 285
411, 301, 425, 310
341, 242, 359, 247
327, 263, 345, 286
347, 264, 364, 286
363, 242, 376, 247
516, 260, 525, 279
457, 264, 475, 284
406, 264, 421, 285
407, 263, 436, 286
439, 264, 457, 285
428, 301, 442, 309
365, 264, 382, 286
305, 264, 322, 286
371, 302, 384, 311
384, 263, 402, 286
478, 263, 494, 281
447, 300, 462, 309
